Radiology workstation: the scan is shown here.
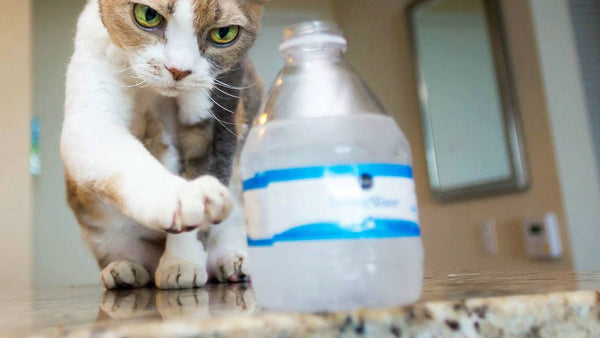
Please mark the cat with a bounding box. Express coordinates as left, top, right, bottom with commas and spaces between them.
61, 0, 266, 289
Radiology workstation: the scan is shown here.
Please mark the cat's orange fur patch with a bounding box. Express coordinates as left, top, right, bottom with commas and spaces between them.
99, 0, 170, 48
142, 113, 170, 162
66, 174, 104, 222
179, 121, 214, 161
178, 120, 214, 179
66, 173, 124, 222
94, 176, 125, 210
194, 0, 219, 33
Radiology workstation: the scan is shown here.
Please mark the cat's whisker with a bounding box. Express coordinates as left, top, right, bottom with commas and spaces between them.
214, 82, 253, 91
213, 115, 237, 136
212, 86, 241, 98
209, 91, 230, 101
114, 64, 144, 74
207, 111, 238, 126
214, 79, 256, 90
184, 84, 216, 91
208, 87, 238, 101
201, 89, 236, 115
201, 90, 239, 136
117, 79, 149, 88
131, 81, 149, 88
204, 107, 237, 136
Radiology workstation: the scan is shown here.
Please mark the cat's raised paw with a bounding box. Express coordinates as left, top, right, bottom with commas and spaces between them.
211, 252, 249, 283
169, 176, 232, 233
155, 259, 208, 290
100, 261, 150, 289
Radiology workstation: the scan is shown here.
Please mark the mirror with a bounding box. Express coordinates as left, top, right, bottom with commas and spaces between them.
408, 0, 528, 201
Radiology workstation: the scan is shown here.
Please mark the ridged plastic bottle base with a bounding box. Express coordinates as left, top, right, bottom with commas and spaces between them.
248, 237, 423, 312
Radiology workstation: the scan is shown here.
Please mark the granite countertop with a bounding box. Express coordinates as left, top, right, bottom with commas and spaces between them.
1, 271, 599, 337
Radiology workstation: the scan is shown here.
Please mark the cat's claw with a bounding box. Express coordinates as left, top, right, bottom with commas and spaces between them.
100, 261, 151, 289
155, 259, 208, 290
166, 209, 200, 234
168, 176, 232, 234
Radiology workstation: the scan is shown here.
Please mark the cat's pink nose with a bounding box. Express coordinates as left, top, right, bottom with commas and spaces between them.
166, 67, 192, 81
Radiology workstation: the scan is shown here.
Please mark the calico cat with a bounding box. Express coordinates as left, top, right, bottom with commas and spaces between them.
61, 0, 265, 289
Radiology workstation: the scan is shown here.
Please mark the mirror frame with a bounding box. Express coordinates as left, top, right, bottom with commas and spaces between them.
407, 0, 529, 201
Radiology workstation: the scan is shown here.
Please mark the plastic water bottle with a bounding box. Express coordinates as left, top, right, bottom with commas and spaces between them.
240, 21, 423, 312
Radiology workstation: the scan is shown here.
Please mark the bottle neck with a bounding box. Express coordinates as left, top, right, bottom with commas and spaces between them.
282, 45, 345, 66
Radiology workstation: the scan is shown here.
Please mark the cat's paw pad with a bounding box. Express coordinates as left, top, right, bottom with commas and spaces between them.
168, 176, 232, 234
100, 289, 153, 320
211, 252, 249, 283
100, 261, 150, 289
155, 259, 208, 290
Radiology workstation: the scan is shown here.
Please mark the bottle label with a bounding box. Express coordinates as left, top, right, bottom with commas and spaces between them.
242, 163, 420, 247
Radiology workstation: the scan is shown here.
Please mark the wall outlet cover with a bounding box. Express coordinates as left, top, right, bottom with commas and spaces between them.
522, 213, 563, 259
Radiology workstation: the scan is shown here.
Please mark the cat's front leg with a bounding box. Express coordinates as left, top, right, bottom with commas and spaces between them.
61, 112, 232, 234
207, 198, 249, 283
156, 231, 208, 289
156, 181, 246, 289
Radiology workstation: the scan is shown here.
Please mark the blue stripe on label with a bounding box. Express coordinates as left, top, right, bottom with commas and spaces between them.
248, 219, 420, 247
243, 163, 413, 191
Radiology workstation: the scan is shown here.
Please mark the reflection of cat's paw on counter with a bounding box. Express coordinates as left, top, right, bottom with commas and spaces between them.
100, 288, 154, 320
156, 289, 210, 320
209, 284, 256, 316
98, 284, 256, 322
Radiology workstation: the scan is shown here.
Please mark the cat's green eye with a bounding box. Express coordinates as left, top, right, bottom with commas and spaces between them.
133, 4, 164, 29
209, 26, 240, 46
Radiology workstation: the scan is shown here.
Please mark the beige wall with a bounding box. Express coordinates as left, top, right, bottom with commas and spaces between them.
266, 0, 337, 18
252, 0, 337, 87
33, 0, 97, 288
334, 0, 574, 274
0, 0, 33, 290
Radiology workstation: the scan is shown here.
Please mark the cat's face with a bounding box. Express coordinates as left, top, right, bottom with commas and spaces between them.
99, 0, 265, 97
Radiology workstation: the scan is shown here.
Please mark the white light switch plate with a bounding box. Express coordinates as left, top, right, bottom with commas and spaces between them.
480, 219, 499, 256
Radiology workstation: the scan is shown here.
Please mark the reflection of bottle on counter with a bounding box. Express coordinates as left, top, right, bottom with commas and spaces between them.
240, 21, 424, 312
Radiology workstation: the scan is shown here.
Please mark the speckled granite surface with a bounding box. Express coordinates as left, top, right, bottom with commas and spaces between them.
1, 272, 599, 337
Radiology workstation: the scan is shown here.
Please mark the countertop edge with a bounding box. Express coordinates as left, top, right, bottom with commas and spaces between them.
46, 289, 600, 337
